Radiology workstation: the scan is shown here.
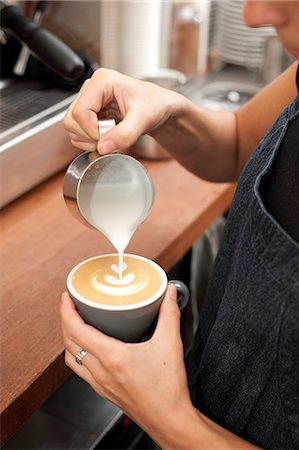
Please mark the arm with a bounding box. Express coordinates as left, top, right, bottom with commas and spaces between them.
149, 61, 298, 181
64, 62, 298, 182
60, 288, 259, 450
235, 60, 298, 176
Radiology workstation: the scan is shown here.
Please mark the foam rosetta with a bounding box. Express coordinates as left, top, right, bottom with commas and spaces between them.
91, 263, 147, 296
72, 255, 162, 306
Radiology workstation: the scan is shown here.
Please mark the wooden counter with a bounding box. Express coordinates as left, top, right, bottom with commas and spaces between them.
0, 158, 235, 445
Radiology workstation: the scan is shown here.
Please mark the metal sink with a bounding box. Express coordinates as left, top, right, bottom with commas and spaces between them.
181, 65, 263, 112
191, 80, 259, 111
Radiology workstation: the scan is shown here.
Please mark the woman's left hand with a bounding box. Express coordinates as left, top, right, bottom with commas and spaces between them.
60, 285, 194, 434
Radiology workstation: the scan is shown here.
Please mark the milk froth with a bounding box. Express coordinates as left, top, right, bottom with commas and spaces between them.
72, 255, 162, 305
78, 156, 153, 279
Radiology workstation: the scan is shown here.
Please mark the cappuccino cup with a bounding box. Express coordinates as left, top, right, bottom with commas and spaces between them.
66, 254, 189, 342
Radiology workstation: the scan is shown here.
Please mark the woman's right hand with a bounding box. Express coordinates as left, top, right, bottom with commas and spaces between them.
63, 68, 183, 154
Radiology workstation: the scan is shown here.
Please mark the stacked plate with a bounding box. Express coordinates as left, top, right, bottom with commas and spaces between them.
208, 0, 220, 49
216, 0, 275, 69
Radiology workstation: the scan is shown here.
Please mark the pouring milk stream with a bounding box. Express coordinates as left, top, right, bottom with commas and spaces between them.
78, 120, 154, 281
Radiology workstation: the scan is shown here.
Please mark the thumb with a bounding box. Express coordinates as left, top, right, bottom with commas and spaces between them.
154, 284, 181, 338
97, 108, 147, 154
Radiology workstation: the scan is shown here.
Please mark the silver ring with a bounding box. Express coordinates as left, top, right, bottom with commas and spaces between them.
75, 349, 87, 365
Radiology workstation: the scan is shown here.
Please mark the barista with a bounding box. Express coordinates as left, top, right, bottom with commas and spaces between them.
61, 1, 299, 448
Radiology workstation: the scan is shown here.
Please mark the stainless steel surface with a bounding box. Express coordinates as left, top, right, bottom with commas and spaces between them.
99, 2, 172, 77
192, 80, 259, 111
139, 68, 187, 90
0, 82, 76, 138
63, 151, 101, 229
98, 119, 116, 138
3, 374, 123, 450
180, 64, 263, 110
0, 86, 78, 208
63, 152, 155, 231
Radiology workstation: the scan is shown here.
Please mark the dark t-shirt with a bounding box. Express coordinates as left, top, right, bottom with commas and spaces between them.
262, 66, 299, 242
187, 64, 299, 449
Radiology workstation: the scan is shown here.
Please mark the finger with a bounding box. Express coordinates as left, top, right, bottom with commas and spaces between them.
70, 72, 115, 141
62, 326, 115, 399
78, 77, 91, 94
62, 325, 102, 374
69, 132, 94, 142
69, 132, 97, 151
64, 105, 97, 142
153, 285, 181, 339
70, 139, 97, 152
64, 79, 101, 141
64, 349, 98, 390
60, 292, 124, 359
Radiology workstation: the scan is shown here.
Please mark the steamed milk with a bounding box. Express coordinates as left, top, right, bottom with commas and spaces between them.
88, 182, 147, 277
78, 156, 153, 284
72, 255, 161, 305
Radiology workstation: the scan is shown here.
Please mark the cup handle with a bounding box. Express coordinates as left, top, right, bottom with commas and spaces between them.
141, 280, 190, 342
168, 280, 190, 311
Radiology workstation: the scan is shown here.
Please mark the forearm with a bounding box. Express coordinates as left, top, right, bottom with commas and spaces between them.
151, 62, 298, 184
151, 95, 239, 182
139, 404, 259, 450
64, 64, 297, 181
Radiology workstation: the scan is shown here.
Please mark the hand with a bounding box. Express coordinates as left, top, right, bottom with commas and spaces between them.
60, 285, 195, 441
63, 68, 182, 154
60, 289, 261, 449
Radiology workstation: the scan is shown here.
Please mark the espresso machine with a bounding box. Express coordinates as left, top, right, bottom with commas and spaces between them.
0, 1, 93, 208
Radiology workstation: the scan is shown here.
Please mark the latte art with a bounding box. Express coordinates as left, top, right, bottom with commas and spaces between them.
72, 255, 162, 306
91, 262, 148, 296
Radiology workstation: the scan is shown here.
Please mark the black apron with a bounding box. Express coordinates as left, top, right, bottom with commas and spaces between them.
187, 74, 299, 449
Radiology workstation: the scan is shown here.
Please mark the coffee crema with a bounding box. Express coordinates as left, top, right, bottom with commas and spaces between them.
72, 255, 162, 305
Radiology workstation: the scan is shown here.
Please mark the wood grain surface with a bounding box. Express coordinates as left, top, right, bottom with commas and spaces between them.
0, 158, 235, 444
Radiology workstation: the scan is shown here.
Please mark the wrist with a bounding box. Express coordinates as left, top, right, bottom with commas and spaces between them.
163, 406, 202, 450
149, 94, 200, 160
142, 403, 203, 450
154, 407, 260, 450
149, 91, 192, 140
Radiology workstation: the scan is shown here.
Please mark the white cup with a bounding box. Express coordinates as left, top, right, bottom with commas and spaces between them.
67, 254, 189, 343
